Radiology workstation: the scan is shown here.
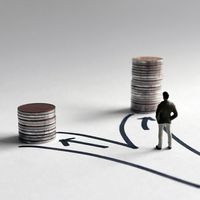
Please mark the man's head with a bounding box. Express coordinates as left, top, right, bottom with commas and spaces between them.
163, 91, 169, 100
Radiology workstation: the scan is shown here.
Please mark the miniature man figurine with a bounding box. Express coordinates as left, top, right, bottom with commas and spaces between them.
155, 91, 178, 150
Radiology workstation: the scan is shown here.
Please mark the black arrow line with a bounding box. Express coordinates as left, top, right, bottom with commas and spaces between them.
119, 114, 138, 149
19, 145, 200, 189
59, 138, 108, 148
57, 113, 138, 150
138, 117, 156, 130
162, 127, 200, 156
172, 134, 200, 156
56, 131, 136, 149
59, 137, 75, 146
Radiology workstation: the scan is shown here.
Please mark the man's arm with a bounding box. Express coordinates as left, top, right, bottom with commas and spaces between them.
170, 104, 178, 120
156, 104, 161, 122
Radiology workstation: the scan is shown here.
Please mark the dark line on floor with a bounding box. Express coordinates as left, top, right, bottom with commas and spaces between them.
19, 145, 200, 189
56, 131, 136, 149
163, 127, 200, 156
141, 119, 149, 130
138, 117, 156, 130
59, 138, 108, 148
119, 114, 138, 149
172, 134, 200, 156
68, 140, 108, 148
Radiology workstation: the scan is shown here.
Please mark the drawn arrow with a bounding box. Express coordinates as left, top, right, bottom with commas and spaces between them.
59, 137, 108, 149
138, 117, 156, 130
57, 131, 136, 149
57, 113, 138, 150
59, 137, 75, 146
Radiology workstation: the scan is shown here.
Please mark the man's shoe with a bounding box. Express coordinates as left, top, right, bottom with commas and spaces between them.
167, 146, 172, 150
155, 145, 162, 150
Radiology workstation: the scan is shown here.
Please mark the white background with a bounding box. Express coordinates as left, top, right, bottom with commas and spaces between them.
0, 0, 200, 199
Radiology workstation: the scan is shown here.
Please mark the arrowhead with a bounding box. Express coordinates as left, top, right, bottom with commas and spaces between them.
147, 117, 156, 121
137, 117, 156, 131
138, 117, 156, 121
59, 137, 75, 146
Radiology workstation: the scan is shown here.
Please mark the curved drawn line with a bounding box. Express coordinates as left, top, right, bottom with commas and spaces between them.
57, 131, 135, 149
172, 134, 200, 156
141, 119, 149, 130
68, 140, 108, 148
119, 114, 138, 149
138, 117, 156, 130
19, 145, 200, 189
163, 127, 200, 156
137, 118, 200, 157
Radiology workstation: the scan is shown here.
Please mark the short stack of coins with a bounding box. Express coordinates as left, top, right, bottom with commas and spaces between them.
131, 56, 163, 113
18, 103, 56, 143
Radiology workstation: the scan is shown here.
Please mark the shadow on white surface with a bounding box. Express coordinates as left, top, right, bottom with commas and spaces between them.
74, 107, 132, 122
0, 134, 19, 150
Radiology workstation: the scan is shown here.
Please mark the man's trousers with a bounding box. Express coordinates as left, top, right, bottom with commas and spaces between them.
157, 123, 172, 148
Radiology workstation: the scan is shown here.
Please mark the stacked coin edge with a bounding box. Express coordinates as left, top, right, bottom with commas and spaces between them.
131, 56, 163, 113
18, 103, 56, 143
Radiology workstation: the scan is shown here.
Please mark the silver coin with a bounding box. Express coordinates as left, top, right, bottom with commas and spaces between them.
19, 127, 56, 135
132, 56, 162, 65
19, 130, 56, 138
131, 83, 162, 86
132, 64, 162, 68
131, 94, 161, 99
132, 69, 162, 74
131, 86, 162, 90
131, 91, 161, 95
18, 110, 55, 116
131, 92, 161, 96
19, 131, 56, 139
131, 103, 158, 108
132, 61, 162, 66
18, 113, 55, 121
19, 123, 56, 132
19, 135, 56, 144
131, 102, 159, 106
131, 98, 160, 103
18, 117, 56, 127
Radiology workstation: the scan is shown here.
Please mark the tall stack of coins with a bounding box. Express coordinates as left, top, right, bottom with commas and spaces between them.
131, 56, 163, 113
18, 103, 56, 143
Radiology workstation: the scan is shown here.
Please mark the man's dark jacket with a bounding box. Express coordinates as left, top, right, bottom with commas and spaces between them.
156, 100, 178, 124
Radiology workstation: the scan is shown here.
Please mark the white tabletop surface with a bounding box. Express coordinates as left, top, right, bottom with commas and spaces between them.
0, 0, 200, 199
